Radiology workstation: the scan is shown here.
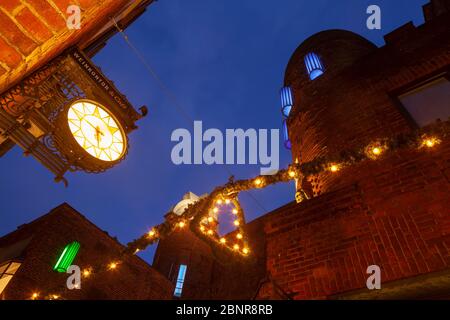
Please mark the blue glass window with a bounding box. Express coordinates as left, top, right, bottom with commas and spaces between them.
304, 53, 324, 80
280, 86, 293, 117
173, 264, 187, 297
282, 120, 291, 150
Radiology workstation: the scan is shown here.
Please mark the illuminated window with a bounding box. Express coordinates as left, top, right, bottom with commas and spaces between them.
304, 52, 324, 80
280, 86, 294, 117
0, 261, 21, 295
282, 120, 291, 150
54, 241, 80, 273
173, 264, 187, 298
398, 77, 450, 127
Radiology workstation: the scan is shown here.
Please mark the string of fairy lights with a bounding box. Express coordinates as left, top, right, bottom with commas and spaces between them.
30, 119, 449, 299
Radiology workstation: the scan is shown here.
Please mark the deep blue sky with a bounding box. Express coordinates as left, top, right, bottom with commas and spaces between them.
0, 0, 428, 262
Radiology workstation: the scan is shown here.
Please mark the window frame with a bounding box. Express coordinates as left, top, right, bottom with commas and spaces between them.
280, 86, 294, 117
389, 67, 450, 129
304, 52, 325, 80
173, 264, 187, 298
282, 119, 291, 150
0, 260, 22, 295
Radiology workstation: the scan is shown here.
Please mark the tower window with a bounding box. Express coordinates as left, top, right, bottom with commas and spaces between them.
280, 86, 294, 117
304, 52, 324, 80
398, 76, 450, 127
282, 120, 291, 150
173, 264, 187, 298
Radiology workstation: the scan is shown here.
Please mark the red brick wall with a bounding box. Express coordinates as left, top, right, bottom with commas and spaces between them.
264, 139, 450, 299
154, 138, 450, 300
153, 228, 216, 299
153, 218, 267, 299
0, 203, 172, 300
0, 0, 151, 91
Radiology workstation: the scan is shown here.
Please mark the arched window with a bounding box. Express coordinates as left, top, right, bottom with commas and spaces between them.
304, 52, 324, 80
280, 86, 293, 117
282, 120, 291, 150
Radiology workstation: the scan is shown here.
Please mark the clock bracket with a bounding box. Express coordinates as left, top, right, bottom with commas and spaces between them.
0, 47, 147, 186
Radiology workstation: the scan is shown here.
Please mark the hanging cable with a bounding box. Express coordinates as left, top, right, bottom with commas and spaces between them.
111, 18, 268, 212
112, 18, 193, 125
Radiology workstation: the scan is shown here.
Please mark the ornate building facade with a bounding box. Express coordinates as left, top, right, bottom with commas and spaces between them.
0, 0, 153, 183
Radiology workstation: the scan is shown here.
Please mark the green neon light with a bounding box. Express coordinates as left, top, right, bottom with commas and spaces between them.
53, 241, 80, 273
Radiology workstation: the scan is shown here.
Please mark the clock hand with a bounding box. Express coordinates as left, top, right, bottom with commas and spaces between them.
95, 126, 105, 147
95, 127, 99, 147
83, 118, 100, 132
81, 118, 106, 144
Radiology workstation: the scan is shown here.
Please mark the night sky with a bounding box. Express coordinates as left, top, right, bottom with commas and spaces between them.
0, 0, 428, 262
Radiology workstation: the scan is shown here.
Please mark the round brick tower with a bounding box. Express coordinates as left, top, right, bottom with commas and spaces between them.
285, 29, 417, 195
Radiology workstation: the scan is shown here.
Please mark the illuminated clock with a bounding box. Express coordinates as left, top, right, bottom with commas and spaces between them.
67, 100, 126, 162
53, 98, 129, 172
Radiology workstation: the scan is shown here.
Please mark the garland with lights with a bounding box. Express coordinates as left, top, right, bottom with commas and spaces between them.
126, 119, 449, 254
31, 119, 449, 299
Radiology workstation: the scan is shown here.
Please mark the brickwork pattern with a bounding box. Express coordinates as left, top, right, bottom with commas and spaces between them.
0, 0, 140, 92
265, 141, 450, 299
0, 203, 173, 300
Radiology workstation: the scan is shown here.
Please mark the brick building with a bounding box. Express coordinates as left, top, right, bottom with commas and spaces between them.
153, 0, 450, 299
0, 203, 172, 300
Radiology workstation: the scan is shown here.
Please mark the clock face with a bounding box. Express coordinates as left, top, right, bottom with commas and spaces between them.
67, 100, 126, 161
